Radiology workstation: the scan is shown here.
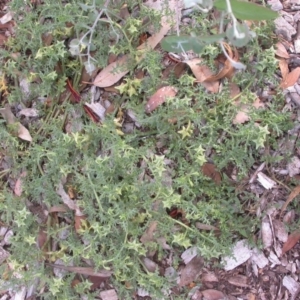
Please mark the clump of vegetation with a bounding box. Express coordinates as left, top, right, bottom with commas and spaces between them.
0, 0, 291, 298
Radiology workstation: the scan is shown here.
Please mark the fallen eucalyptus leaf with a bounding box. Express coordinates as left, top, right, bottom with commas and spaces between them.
0, 104, 32, 142
145, 86, 178, 113
46, 263, 112, 278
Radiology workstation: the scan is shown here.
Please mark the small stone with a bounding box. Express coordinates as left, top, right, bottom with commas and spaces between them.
287, 156, 300, 177
267, 0, 283, 11
295, 40, 300, 54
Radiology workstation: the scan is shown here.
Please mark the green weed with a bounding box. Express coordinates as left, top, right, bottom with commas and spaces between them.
0, 0, 292, 298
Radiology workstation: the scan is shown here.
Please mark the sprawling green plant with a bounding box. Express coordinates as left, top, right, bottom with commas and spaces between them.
0, 0, 292, 299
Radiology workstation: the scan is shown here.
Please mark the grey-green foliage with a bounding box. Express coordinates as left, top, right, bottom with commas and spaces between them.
162, 0, 277, 69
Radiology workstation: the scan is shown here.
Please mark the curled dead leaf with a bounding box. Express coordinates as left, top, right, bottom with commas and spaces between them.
275, 42, 290, 59
278, 58, 289, 80
201, 163, 222, 184
0, 104, 32, 142
282, 230, 300, 255
205, 44, 239, 82
280, 67, 300, 89
145, 86, 177, 113
185, 58, 219, 93
281, 186, 300, 216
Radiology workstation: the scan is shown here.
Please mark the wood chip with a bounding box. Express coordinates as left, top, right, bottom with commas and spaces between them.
228, 275, 249, 287
261, 217, 273, 249
257, 172, 276, 190
201, 289, 225, 300
222, 240, 252, 271
282, 276, 300, 300
202, 272, 219, 282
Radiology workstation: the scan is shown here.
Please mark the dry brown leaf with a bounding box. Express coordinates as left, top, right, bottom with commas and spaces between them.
282, 230, 300, 255
0, 12, 13, 24
143, 257, 158, 273
179, 256, 203, 286
229, 82, 240, 99
71, 278, 81, 288
0, 104, 32, 142
201, 289, 225, 300
0, 33, 7, 46
48, 204, 69, 213
92, 55, 131, 88
99, 289, 118, 300
37, 227, 48, 249
278, 58, 289, 80
145, 86, 178, 113
275, 42, 290, 59
18, 123, 33, 142
201, 163, 222, 184
247, 293, 256, 300
233, 97, 264, 125
42, 32, 53, 47
204, 61, 233, 82
233, 106, 251, 124
185, 58, 219, 93
205, 44, 238, 82
162, 62, 186, 80
252, 98, 265, 109
93, 0, 179, 87
280, 67, 300, 89
140, 221, 158, 244
74, 215, 87, 233
56, 182, 84, 217
93, 24, 170, 87
87, 275, 106, 290
195, 222, 219, 231
281, 186, 300, 216
14, 171, 27, 196
46, 263, 112, 278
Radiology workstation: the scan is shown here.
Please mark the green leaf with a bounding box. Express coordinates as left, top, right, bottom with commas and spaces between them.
214, 0, 278, 20
161, 34, 225, 54
196, 33, 226, 43
226, 22, 251, 47
161, 36, 200, 53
